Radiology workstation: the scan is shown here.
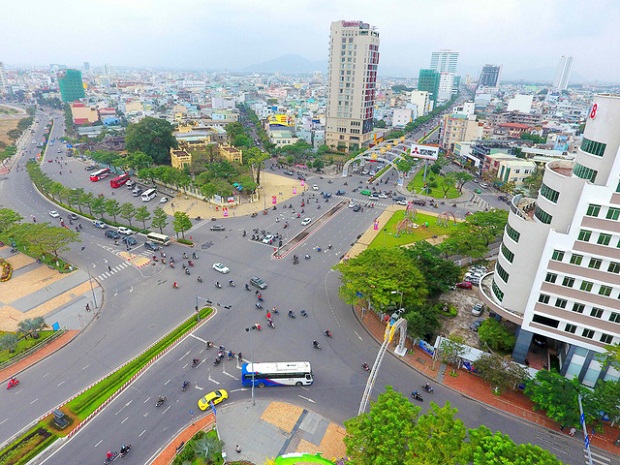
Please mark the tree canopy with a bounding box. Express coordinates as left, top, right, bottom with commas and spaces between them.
125, 117, 177, 164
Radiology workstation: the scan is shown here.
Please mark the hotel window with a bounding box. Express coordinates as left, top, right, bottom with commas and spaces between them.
578, 230, 592, 242
545, 273, 558, 283
606, 207, 620, 221
570, 254, 583, 265
582, 329, 595, 339
586, 204, 601, 217
591, 307, 604, 318
501, 244, 514, 263
573, 163, 598, 183
617, 180, 620, 193
599, 285, 613, 297
551, 250, 565, 261
608, 262, 620, 274
538, 294, 550, 304
580, 138, 606, 157
572, 303, 585, 313
540, 183, 560, 203
562, 277, 575, 287
492, 280, 504, 302
609, 312, 620, 323
534, 206, 552, 224
588, 258, 602, 270
565, 324, 577, 334
496, 263, 509, 283
601, 334, 614, 344
580, 281, 593, 292
555, 298, 567, 309
598, 233, 612, 246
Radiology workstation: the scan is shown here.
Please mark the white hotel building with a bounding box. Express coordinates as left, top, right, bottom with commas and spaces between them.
481, 94, 620, 385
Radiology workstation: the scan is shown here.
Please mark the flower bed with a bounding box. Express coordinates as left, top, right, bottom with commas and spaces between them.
0, 258, 13, 282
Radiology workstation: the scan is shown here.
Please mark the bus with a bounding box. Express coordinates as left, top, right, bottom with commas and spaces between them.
110, 173, 130, 188
89, 168, 111, 182
141, 188, 157, 202
241, 361, 313, 387
146, 232, 171, 246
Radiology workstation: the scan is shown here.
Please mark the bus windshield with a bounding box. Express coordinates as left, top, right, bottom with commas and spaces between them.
89, 168, 111, 182
241, 361, 313, 387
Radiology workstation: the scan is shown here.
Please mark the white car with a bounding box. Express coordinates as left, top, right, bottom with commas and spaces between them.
212, 263, 230, 274
160, 197, 168, 204
126, 180, 134, 188
396, 200, 408, 206
117, 227, 133, 235
49, 210, 60, 218
377, 193, 388, 199
312, 184, 319, 191
348, 201, 357, 208
262, 234, 274, 244
301, 217, 312, 226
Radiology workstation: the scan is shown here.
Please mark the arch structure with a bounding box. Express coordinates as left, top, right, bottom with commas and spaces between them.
342, 153, 399, 177
437, 211, 457, 227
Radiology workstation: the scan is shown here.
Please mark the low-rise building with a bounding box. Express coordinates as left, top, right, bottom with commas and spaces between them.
440, 114, 483, 152
218, 145, 243, 164
70, 102, 99, 125
170, 148, 192, 169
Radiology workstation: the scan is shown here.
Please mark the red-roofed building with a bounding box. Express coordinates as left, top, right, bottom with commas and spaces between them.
70, 102, 99, 125
498, 122, 531, 138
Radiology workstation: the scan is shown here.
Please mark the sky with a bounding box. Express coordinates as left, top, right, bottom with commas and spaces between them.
3, 0, 619, 83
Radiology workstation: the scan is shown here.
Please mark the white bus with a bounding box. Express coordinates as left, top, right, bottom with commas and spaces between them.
146, 232, 171, 246
141, 188, 157, 202
241, 361, 313, 387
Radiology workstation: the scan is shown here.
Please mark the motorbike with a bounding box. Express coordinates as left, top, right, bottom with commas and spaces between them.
256, 302, 263, 309
293, 255, 299, 264
305, 254, 311, 260
312, 341, 322, 350
104, 451, 119, 464
191, 358, 200, 367
288, 311, 296, 318
188, 260, 194, 267
228, 280, 235, 287
300, 310, 308, 317
215, 282, 222, 289
170, 262, 175, 269
267, 319, 275, 329
362, 363, 370, 372
182, 381, 190, 392
7, 378, 19, 389
411, 391, 424, 402
422, 384, 434, 394
119, 445, 132, 458
251, 212, 257, 218
245, 284, 251, 291
213, 358, 221, 367
185, 268, 191, 275
324, 330, 332, 338
283, 223, 288, 229
155, 396, 166, 407
197, 276, 203, 283
227, 351, 235, 360
206, 341, 214, 349
192, 252, 198, 259
172, 282, 179, 289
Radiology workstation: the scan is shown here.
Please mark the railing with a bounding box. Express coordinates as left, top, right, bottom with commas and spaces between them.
0, 328, 66, 373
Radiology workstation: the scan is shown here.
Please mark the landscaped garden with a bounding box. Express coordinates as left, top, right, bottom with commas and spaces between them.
405, 168, 461, 199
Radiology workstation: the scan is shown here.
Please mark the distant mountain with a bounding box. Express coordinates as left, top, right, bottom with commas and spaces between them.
240, 54, 326, 74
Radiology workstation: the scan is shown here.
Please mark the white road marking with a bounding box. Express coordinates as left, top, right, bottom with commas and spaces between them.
0, 418, 7, 425
95, 440, 102, 447
230, 388, 247, 393
195, 384, 205, 391
145, 447, 161, 463
179, 350, 191, 361
121, 416, 128, 424
190, 333, 209, 343
222, 370, 239, 380
57, 381, 65, 387
164, 379, 171, 385
30, 398, 39, 404
298, 395, 315, 403
144, 396, 151, 403
207, 375, 221, 385
162, 405, 172, 414
42, 372, 50, 378
81, 364, 90, 370
354, 331, 363, 340
139, 429, 147, 437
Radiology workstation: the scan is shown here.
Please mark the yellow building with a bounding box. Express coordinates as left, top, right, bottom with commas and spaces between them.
70, 102, 99, 124
218, 145, 243, 164
170, 148, 192, 169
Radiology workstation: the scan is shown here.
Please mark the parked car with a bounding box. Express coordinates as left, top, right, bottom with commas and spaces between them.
455, 281, 473, 289
105, 230, 121, 240
132, 188, 143, 197
471, 303, 485, 317
210, 225, 225, 231
117, 227, 133, 235
470, 319, 484, 332
92, 220, 107, 229
250, 276, 267, 289
126, 180, 135, 188
160, 197, 169, 204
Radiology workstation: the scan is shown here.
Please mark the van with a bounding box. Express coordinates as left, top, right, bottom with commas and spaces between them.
412, 199, 427, 206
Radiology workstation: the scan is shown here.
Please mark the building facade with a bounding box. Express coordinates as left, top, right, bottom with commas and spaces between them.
417, 69, 440, 106
410, 90, 430, 116
479, 64, 500, 87
440, 114, 483, 152
553, 56, 573, 91
58, 69, 85, 103
482, 94, 620, 385
430, 49, 458, 73
325, 20, 380, 151
0, 62, 7, 94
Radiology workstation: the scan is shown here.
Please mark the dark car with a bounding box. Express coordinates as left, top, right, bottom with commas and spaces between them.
412, 199, 427, 206
144, 241, 160, 252
210, 225, 225, 231
250, 276, 267, 290
322, 192, 332, 199
393, 196, 406, 202
352, 205, 361, 212
297, 175, 306, 181
335, 190, 346, 195
85, 165, 97, 171
105, 230, 121, 240
122, 236, 138, 246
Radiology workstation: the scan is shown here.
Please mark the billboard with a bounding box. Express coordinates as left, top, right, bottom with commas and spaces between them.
410, 144, 439, 161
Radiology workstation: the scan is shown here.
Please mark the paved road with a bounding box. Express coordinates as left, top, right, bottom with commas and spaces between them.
1, 109, 610, 465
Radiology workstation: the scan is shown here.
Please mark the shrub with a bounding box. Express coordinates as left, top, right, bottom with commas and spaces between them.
478, 319, 516, 352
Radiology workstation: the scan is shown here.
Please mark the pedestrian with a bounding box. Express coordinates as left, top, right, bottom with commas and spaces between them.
559, 425, 565, 432
108, 265, 112, 272
86, 303, 90, 312
235, 445, 241, 453
569, 427, 576, 437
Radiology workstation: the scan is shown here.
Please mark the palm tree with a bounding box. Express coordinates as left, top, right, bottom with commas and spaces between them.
0, 333, 19, 353
17, 317, 47, 339
192, 434, 223, 464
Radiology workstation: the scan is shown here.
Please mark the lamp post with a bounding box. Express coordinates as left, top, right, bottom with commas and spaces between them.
195, 295, 213, 322
391, 290, 404, 314
86, 266, 98, 309
245, 325, 257, 406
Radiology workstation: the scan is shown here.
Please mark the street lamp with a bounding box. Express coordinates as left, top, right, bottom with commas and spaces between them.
86, 266, 98, 309
195, 295, 213, 322
245, 325, 257, 406
391, 290, 404, 315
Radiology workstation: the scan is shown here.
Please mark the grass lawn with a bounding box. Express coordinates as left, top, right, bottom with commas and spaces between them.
0, 118, 20, 146
0, 330, 55, 364
368, 209, 461, 249
405, 167, 461, 199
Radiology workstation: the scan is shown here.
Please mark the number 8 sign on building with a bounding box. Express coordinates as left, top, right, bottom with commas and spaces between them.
590, 103, 598, 119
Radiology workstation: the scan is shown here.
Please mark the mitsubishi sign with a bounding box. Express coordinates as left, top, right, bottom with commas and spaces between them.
410, 144, 439, 161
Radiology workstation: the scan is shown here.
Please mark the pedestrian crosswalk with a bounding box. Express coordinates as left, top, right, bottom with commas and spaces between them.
336, 195, 391, 209
97, 262, 132, 280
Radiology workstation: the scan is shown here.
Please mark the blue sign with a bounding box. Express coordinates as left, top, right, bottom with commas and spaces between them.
356, 292, 363, 298
210, 401, 216, 416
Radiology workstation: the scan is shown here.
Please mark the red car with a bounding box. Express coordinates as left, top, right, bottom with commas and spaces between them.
455, 282, 473, 290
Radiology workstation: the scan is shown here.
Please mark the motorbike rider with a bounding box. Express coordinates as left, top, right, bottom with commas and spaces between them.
312, 340, 319, 348
107, 451, 113, 460
158, 395, 165, 403
192, 358, 200, 365
362, 362, 369, 370
197, 276, 203, 283
245, 283, 250, 290
182, 380, 189, 390
192, 252, 197, 259
216, 281, 221, 288
229, 279, 234, 286
325, 330, 332, 337
173, 282, 178, 289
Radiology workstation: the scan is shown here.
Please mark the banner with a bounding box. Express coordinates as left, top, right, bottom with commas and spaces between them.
410, 144, 439, 161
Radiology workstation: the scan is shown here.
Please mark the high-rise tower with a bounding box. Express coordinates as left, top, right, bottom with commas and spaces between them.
0, 62, 7, 94
430, 50, 458, 73
553, 56, 573, 91
58, 69, 85, 103
325, 20, 380, 152
478, 64, 501, 87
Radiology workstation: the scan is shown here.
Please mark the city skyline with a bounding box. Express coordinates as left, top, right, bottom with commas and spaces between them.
2, 0, 620, 83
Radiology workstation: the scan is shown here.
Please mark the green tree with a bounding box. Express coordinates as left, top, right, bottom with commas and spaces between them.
172, 211, 192, 239
469, 427, 562, 465
0, 208, 23, 233
192, 433, 223, 463
525, 370, 597, 426
124, 151, 153, 171
89, 150, 120, 167
592, 379, 620, 424
334, 248, 427, 313
478, 318, 516, 352
119, 203, 136, 227
0, 333, 19, 353
453, 171, 474, 193
344, 386, 419, 465
17, 317, 47, 339
402, 302, 441, 340
312, 158, 325, 171
7, 128, 22, 142
104, 199, 122, 223
151, 207, 168, 233
522, 168, 543, 197
437, 335, 466, 368
246, 147, 269, 185
21, 223, 79, 259
474, 353, 529, 392
439, 228, 489, 259
438, 172, 456, 198
408, 402, 469, 464
403, 242, 460, 298
134, 206, 152, 230
91, 196, 106, 219
396, 158, 413, 176
125, 117, 177, 164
